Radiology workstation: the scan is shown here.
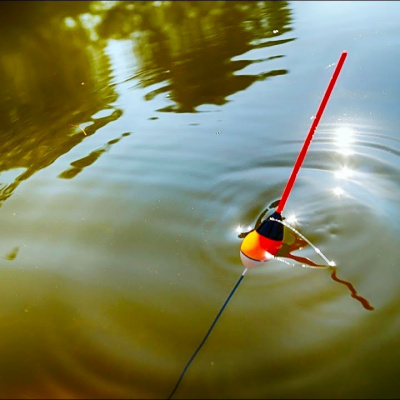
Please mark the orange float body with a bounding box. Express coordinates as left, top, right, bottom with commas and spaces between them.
240, 211, 283, 268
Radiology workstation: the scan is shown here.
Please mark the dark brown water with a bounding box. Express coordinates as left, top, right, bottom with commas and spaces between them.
1, 1, 400, 398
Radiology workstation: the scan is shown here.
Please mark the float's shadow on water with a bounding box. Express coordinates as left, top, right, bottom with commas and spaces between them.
239, 208, 374, 311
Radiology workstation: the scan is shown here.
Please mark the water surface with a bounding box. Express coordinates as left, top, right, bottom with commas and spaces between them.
1, 1, 400, 399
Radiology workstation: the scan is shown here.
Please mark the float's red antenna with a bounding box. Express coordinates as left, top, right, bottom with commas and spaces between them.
240, 51, 348, 269
276, 51, 348, 214
169, 52, 350, 399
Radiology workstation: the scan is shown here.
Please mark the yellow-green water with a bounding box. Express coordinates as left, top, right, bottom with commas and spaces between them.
1, 1, 400, 398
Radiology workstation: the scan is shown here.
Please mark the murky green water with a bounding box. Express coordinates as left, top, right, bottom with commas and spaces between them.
1, 1, 400, 398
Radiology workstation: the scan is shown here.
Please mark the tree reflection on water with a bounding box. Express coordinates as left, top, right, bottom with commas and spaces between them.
0, 1, 119, 205
97, 0, 295, 112
0, 1, 295, 205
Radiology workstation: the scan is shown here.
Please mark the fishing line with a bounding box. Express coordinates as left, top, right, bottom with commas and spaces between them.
272, 218, 374, 310
167, 268, 248, 399
274, 256, 327, 269
168, 222, 331, 398
270, 217, 335, 266
168, 51, 350, 398
273, 256, 299, 268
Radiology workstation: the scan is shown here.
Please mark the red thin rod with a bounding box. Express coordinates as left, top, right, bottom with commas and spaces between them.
276, 51, 348, 214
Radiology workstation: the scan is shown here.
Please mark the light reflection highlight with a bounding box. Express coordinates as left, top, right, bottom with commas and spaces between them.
332, 187, 345, 197
334, 166, 353, 180
286, 214, 298, 225
334, 126, 355, 156
235, 224, 255, 234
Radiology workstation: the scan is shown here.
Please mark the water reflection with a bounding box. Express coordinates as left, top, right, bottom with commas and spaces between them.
285, 213, 298, 225
0, 1, 296, 206
330, 269, 374, 311
334, 166, 353, 180
58, 132, 130, 179
278, 221, 374, 310
0, 1, 119, 206
96, 0, 295, 112
334, 126, 355, 156
238, 212, 374, 311
332, 187, 346, 197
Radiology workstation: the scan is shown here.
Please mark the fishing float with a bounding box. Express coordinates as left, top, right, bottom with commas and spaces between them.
167, 51, 348, 399
240, 50, 347, 268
